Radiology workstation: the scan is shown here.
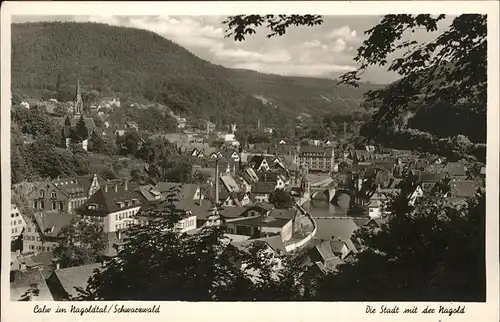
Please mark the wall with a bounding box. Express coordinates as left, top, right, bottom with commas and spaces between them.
280, 218, 293, 242
176, 215, 197, 233
22, 222, 58, 254
285, 205, 317, 253
11, 206, 26, 240
106, 206, 142, 233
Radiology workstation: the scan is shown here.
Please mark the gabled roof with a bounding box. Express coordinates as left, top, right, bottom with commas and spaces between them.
52, 177, 86, 197
443, 162, 467, 177
33, 211, 74, 238
10, 268, 54, 301
220, 175, 241, 193
51, 263, 103, 299
448, 180, 479, 199
78, 183, 142, 216
155, 182, 200, 200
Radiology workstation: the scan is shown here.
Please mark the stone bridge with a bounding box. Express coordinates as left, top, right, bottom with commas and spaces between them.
310, 187, 336, 203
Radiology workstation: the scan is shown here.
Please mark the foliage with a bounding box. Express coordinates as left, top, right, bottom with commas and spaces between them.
338, 14, 486, 156
19, 284, 40, 301
12, 22, 377, 131
269, 189, 295, 209
313, 190, 485, 301
223, 14, 486, 160
54, 216, 106, 268
224, 15, 323, 41
73, 115, 89, 143
11, 106, 61, 146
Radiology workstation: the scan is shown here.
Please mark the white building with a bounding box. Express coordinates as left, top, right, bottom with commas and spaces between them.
10, 205, 26, 240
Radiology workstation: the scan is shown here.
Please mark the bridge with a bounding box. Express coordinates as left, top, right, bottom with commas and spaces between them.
310, 187, 336, 203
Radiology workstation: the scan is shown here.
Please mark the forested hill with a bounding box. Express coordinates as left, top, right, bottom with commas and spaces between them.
11, 22, 381, 127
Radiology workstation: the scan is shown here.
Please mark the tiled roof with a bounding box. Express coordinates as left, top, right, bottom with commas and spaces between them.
299, 145, 333, 156
443, 162, 467, 177
155, 182, 199, 200
52, 263, 103, 299
78, 183, 143, 216
33, 211, 74, 238
449, 180, 478, 199
10, 268, 54, 301
251, 182, 276, 194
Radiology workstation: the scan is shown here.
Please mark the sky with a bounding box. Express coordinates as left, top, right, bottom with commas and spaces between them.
12, 15, 453, 84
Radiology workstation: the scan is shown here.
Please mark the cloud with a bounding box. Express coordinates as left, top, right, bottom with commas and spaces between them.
232, 62, 356, 78
331, 38, 347, 53
212, 46, 292, 64
78, 15, 225, 50
327, 25, 359, 42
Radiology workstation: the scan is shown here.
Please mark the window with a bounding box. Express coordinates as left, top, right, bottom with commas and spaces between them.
115, 214, 118, 221
52, 202, 57, 210
40, 201, 45, 209
51, 191, 56, 199
18, 220, 22, 225
29, 245, 35, 250
27, 227, 31, 232
11, 213, 14, 218
12, 229, 15, 234
40, 190, 45, 198
33, 201, 38, 209
59, 202, 64, 211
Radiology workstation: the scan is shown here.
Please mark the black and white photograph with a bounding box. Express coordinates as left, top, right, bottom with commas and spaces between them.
2, 1, 499, 321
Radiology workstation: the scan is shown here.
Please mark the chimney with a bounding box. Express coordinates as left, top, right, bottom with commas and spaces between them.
198, 189, 203, 206
104, 185, 108, 193
114, 184, 118, 193
52, 258, 60, 270
124, 179, 128, 191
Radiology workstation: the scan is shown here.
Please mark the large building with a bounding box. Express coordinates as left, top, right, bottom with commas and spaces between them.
298, 145, 335, 173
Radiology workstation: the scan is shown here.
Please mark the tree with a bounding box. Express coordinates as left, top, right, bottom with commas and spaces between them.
223, 14, 486, 159
88, 132, 105, 153
269, 189, 295, 209
313, 191, 485, 301
74, 115, 89, 143
74, 187, 309, 301
54, 215, 106, 268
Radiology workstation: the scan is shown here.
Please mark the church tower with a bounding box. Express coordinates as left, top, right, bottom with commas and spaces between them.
300, 174, 310, 199
74, 70, 83, 118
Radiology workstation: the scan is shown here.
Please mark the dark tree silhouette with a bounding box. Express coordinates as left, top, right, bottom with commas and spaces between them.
269, 189, 295, 209
54, 215, 106, 268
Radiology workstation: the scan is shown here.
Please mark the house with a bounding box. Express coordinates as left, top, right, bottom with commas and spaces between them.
52, 177, 89, 211
77, 180, 143, 233
47, 263, 103, 300
10, 205, 27, 240
444, 179, 479, 203
11, 251, 57, 280
298, 145, 335, 173
443, 161, 468, 179
251, 182, 277, 203
408, 185, 424, 206
10, 267, 54, 301
27, 180, 85, 215
257, 172, 286, 189
248, 155, 272, 172
22, 211, 74, 254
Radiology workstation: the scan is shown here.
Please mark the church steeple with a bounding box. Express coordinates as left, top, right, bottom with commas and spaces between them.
74, 69, 83, 118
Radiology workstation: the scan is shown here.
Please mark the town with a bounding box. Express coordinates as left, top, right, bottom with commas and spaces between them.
9, 13, 487, 302
10, 74, 485, 300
